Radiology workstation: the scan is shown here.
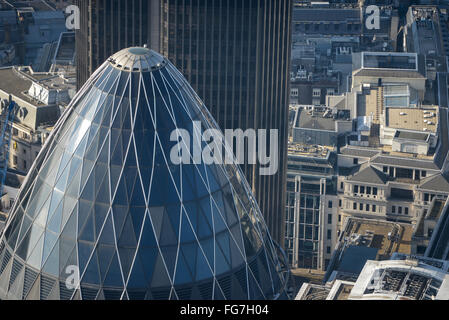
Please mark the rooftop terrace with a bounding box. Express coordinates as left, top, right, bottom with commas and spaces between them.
0, 67, 44, 106
325, 218, 413, 282
386, 106, 438, 133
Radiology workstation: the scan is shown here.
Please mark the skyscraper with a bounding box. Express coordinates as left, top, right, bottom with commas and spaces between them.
0, 47, 288, 300
75, 0, 292, 247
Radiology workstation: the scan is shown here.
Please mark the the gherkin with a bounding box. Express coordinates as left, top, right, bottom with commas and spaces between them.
0, 47, 288, 300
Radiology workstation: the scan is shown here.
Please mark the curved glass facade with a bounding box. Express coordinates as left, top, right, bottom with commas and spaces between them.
0, 48, 287, 300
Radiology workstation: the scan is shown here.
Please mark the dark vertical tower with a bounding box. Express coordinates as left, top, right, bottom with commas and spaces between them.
75, 0, 292, 247
75, 0, 161, 89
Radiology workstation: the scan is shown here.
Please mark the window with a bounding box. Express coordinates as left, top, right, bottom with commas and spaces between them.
353, 158, 358, 165
354, 185, 359, 193
405, 207, 409, 215
23, 160, 27, 170
373, 188, 378, 196
328, 214, 332, 224
327, 246, 331, 254
313, 88, 321, 97
398, 207, 402, 214
383, 166, 388, 173
422, 171, 427, 178
353, 202, 357, 210
366, 204, 370, 211
360, 186, 365, 194
13, 156, 17, 165
338, 215, 342, 222
392, 206, 396, 213
327, 230, 332, 240
291, 88, 299, 97
359, 203, 363, 210
367, 187, 371, 194
372, 205, 376, 212
339, 199, 342, 207
328, 201, 333, 208
340, 182, 344, 189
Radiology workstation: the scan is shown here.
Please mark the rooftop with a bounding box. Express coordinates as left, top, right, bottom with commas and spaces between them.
0, 67, 44, 106
325, 218, 413, 282
407, 6, 444, 57
419, 174, 449, 192
349, 256, 449, 300
348, 166, 388, 185
353, 52, 426, 79
295, 283, 331, 300
288, 142, 334, 159
340, 146, 380, 158
386, 106, 438, 133
394, 130, 430, 142
108, 47, 167, 72
295, 108, 337, 131
371, 155, 440, 170
295, 280, 355, 300
362, 52, 418, 70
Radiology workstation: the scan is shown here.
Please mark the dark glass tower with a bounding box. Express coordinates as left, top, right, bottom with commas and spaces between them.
75, 0, 292, 247
0, 47, 288, 300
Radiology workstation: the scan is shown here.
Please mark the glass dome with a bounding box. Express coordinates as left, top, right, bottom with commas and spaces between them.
0, 47, 288, 300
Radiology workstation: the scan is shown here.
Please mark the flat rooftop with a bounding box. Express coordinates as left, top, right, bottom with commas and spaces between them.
415, 20, 440, 55
386, 107, 438, 133
288, 142, 334, 159
331, 282, 354, 300
349, 257, 449, 300
395, 130, 430, 142
0, 67, 44, 106
353, 52, 426, 79
362, 52, 418, 70
296, 108, 336, 131
326, 218, 413, 282
343, 219, 412, 260
349, 219, 413, 260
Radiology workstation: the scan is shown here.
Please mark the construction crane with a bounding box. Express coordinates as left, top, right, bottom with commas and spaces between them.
0, 96, 16, 205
